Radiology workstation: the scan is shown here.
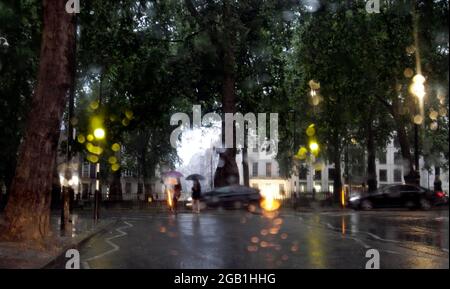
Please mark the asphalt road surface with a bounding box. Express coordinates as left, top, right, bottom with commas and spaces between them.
65, 209, 449, 269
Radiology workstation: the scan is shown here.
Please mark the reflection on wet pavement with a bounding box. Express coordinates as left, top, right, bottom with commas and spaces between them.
77, 209, 449, 269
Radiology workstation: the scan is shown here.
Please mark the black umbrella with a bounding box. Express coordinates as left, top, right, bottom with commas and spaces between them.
186, 174, 205, 181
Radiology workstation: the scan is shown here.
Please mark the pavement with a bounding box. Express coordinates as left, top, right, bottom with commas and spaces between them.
0, 213, 116, 269
46, 208, 449, 269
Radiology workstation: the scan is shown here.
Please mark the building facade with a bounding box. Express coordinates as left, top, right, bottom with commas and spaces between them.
237, 140, 449, 200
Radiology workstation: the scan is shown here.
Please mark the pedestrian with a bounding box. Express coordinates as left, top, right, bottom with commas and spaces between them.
312, 188, 316, 201
173, 183, 182, 214
191, 179, 202, 213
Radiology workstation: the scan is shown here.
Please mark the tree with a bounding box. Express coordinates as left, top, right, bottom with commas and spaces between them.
1, 0, 76, 241
0, 0, 41, 205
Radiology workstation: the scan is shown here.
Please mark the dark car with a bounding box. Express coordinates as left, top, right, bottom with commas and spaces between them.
348, 184, 448, 210
200, 185, 262, 209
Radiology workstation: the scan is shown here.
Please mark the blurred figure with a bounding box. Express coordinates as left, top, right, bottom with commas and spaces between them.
173, 183, 182, 214
191, 180, 202, 213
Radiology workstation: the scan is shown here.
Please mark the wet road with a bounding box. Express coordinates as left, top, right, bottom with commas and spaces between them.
74, 209, 448, 269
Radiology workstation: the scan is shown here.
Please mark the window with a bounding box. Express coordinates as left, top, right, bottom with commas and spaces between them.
314, 183, 322, 193
299, 167, 307, 180
125, 182, 132, 194
82, 162, 90, 178
328, 168, 335, 180
90, 164, 97, 179
328, 184, 334, 192
378, 152, 387, 164
279, 184, 285, 196
252, 162, 258, 177
379, 169, 387, 182
394, 169, 403, 182
394, 152, 402, 165
300, 183, 306, 193
266, 163, 272, 177
137, 183, 143, 195
314, 170, 322, 180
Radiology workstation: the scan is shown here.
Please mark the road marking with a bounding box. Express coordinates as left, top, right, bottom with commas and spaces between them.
365, 232, 401, 244
82, 221, 133, 269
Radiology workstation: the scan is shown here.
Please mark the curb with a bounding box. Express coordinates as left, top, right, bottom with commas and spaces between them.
41, 219, 118, 269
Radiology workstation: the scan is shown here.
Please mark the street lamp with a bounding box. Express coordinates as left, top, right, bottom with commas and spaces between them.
410, 73, 426, 182
410, 74, 426, 102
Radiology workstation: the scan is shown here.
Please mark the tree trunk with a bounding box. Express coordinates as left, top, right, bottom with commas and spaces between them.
332, 134, 343, 203
391, 98, 418, 184
2, 0, 76, 242
366, 120, 377, 192
214, 0, 239, 187
109, 169, 123, 201
242, 142, 250, 187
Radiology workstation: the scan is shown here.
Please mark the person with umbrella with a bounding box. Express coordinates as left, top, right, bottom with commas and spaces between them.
187, 174, 204, 213
163, 171, 183, 214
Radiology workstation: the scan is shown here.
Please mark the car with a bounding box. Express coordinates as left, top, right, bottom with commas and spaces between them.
348, 184, 448, 210
199, 185, 262, 209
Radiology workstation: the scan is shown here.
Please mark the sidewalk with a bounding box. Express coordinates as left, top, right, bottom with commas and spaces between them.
0, 213, 116, 269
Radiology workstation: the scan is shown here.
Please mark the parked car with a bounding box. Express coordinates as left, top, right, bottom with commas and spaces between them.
348, 184, 448, 210
199, 185, 262, 209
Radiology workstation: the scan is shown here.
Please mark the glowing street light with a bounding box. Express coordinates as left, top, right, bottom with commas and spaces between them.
409, 74, 426, 100
93, 127, 105, 140
309, 141, 320, 156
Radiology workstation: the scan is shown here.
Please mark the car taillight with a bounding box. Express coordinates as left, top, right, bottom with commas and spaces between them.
436, 191, 445, 198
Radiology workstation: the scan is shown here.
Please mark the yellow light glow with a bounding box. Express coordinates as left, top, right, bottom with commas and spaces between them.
308, 79, 320, 90
111, 143, 121, 152
122, 118, 130, 126
260, 198, 281, 212
87, 134, 94, 142
309, 141, 319, 152
306, 124, 316, 137
87, 154, 99, 163
90, 100, 99, 110
260, 186, 281, 212
341, 188, 346, 208
410, 82, 425, 99
94, 128, 106, 140
125, 110, 134, 119
413, 74, 425, 84
111, 163, 120, 171
77, 134, 86, 144
167, 189, 173, 208
296, 146, 308, 160
108, 156, 117, 164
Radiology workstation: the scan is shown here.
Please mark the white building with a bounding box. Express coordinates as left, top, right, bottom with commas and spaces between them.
236, 140, 449, 199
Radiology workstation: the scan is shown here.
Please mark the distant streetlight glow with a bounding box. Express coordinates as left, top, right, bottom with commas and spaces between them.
410, 74, 426, 100
93, 128, 105, 140
309, 141, 319, 153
